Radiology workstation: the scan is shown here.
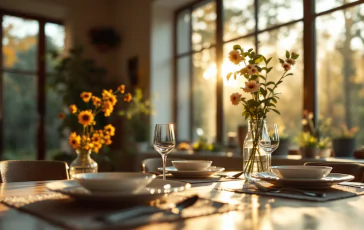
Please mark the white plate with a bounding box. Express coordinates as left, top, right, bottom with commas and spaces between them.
158, 166, 225, 178
46, 179, 190, 205
251, 172, 354, 189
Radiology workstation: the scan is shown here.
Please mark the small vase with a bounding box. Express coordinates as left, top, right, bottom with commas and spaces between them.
69, 149, 98, 179
242, 119, 270, 177
300, 146, 318, 158
318, 148, 331, 158
332, 138, 356, 157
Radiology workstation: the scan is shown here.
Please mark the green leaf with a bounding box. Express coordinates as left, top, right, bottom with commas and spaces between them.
285, 50, 290, 59
260, 88, 267, 97
285, 73, 293, 76
266, 57, 272, 64
248, 48, 253, 52
272, 109, 280, 115
255, 56, 264, 64
259, 75, 266, 80
248, 60, 254, 64
267, 67, 273, 73
292, 53, 299, 59
226, 72, 233, 80
233, 45, 241, 50
271, 97, 277, 103
278, 58, 284, 64
266, 81, 275, 86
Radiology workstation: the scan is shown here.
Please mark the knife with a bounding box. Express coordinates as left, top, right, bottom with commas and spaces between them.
95, 195, 199, 224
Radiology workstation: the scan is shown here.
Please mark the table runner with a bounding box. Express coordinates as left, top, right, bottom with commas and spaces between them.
1, 193, 239, 230
219, 181, 364, 202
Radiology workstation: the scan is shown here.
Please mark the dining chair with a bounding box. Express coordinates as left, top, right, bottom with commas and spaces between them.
0, 160, 69, 183
141, 158, 185, 173
304, 162, 364, 182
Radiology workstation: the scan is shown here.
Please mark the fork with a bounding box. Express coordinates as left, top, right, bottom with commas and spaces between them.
248, 179, 326, 198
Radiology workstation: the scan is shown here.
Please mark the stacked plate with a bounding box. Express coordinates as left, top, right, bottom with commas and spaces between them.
252, 166, 354, 189
158, 160, 225, 178
46, 172, 191, 205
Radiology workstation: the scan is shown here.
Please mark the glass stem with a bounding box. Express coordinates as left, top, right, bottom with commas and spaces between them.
162, 154, 167, 180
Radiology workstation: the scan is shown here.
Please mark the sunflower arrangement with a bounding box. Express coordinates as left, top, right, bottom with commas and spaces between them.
68, 84, 132, 153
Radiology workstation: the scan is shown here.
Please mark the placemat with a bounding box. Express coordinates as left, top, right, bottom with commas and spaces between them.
1, 193, 239, 230
219, 181, 364, 202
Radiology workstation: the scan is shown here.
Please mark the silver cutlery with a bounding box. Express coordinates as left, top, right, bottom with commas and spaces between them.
248, 179, 326, 198
95, 195, 199, 224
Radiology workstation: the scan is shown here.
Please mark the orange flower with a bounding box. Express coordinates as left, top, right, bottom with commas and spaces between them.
92, 96, 101, 107
58, 112, 65, 119
243, 80, 260, 93
124, 93, 132, 102
78, 110, 94, 126
68, 132, 81, 149
102, 101, 114, 117
230, 93, 242, 106
80, 92, 92, 103
69, 104, 77, 114
104, 124, 115, 136
118, 84, 125, 94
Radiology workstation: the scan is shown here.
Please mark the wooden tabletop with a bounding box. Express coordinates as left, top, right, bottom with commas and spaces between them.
1, 180, 364, 230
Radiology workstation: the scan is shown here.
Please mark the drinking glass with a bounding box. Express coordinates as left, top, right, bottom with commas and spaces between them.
260, 124, 280, 171
153, 124, 176, 180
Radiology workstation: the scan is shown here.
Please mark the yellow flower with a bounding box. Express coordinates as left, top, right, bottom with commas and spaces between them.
69, 104, 77, 114
104, 136, 112, 145
124, 93, 132, 102
80, 92, 92, 103
102, 101, 114, 117
92, 96, 101, 107
228, 50, 242, 64
68, 132, 81, 149
93, 142, 102, 153
104, 124, 115, 136
91, 133, 102, 143
118, 84, 125, 94
78, 110, 94, 126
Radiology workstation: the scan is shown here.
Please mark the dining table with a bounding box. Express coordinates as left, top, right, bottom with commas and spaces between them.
1, 174, 364, 230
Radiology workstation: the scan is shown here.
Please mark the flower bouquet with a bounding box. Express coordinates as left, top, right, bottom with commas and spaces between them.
227, 46, 299, 176
67, 84, 132, 177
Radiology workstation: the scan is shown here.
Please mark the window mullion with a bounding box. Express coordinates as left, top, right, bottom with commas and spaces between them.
216, 0, 223, 143
37, 21, 46, 160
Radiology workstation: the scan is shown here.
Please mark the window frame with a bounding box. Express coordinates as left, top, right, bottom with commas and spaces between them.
173, 0, 364, 143
0, 8, 64, 160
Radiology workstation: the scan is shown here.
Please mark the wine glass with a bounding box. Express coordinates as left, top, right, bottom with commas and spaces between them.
260, 123, 280, 171
153, 124, 176, 180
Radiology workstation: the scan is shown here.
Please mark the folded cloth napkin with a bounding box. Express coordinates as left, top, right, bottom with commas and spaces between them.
219, 181, 364, 202
1, 193, 239, 230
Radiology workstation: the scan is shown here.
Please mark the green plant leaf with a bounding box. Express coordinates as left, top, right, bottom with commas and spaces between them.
255, 56, 264, 64
266, 57, 272, 64
285, 50, 290, 59
233, 45, 241, 50
278, 58, 284, 64
226, 72, 233, 80
272, 109, 280, 115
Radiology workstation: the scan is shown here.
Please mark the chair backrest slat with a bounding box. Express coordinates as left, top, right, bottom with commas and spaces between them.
0, 160, 69, 182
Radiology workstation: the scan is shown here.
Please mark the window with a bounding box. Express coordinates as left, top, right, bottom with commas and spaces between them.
174, 0, 364, 147
1, 10, 65, 160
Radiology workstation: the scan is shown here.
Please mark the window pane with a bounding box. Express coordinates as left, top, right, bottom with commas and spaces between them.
223, 36, 255, 144
45, 23, 65, 72
223, 0, 255, 41
192, 1, 216, 51
258, 22, 304, 143
316, 0, 359, 13
2, 15, 38, 71
45, 23, 66, 160
316, 5, 364, 146
3, 73, 37, 160
192, 48, 216, 142
177, 10, 190, 55
258, 0, 303, 30
177, 56, 191, 141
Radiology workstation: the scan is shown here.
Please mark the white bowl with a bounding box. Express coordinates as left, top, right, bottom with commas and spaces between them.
73, 172, 156, 193
172, 160, 212, 171
270, 166, 333, 179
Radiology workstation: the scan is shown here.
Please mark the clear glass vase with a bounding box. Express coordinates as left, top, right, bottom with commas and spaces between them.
69, 149, 98, 179
242, 119, 270, 177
